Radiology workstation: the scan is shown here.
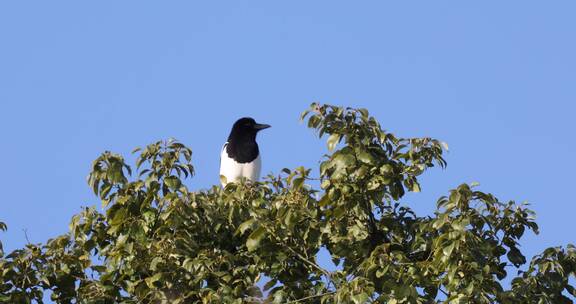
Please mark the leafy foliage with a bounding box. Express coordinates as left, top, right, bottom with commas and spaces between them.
1, 104, 574, 303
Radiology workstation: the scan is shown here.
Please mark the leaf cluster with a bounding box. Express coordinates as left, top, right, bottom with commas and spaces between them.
0, 104, 574, 303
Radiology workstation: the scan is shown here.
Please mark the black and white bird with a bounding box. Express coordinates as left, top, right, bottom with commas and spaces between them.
220, 117, 270, 186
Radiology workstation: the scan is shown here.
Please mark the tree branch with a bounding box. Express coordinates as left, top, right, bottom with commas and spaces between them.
285, 291, 336, 303
262, 221, 331, 278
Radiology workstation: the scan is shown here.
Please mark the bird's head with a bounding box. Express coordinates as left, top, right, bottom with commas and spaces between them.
228, 117, 270, 142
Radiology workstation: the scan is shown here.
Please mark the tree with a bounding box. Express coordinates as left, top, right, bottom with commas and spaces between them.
0, 103, 575, 304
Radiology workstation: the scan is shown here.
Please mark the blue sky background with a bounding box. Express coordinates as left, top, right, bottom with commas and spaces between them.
1, 0, 575, 287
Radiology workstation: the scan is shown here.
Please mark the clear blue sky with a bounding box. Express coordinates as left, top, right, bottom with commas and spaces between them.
1, 1, 575, 276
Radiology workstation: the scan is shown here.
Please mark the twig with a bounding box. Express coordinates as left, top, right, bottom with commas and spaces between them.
257, 220, 331, 278
285, 291, 336, 304
278, 234, 331, 278
23, 228, 31, 244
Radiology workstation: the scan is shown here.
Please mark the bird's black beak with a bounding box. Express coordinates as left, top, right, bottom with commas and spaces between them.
254, 123, 271, 131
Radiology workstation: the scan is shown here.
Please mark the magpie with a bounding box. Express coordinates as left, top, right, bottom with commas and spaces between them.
220, 117, 270, 186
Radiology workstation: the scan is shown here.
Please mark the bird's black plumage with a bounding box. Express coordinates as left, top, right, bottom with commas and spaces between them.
225, 117, 270, 163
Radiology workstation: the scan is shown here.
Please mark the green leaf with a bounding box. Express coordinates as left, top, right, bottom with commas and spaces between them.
300, 109, 310, 122
318, 194, 330, 207
150, 257, 163, 271
263, 279, 277, 291
507, 247, 526, 266
352, 292, 369, 304
219, 174, 228, 186
164, 175, 181, 190
443, 242, 455, 257
333, 205, 346, 218
293, 177, 304, 189
246, 226, 266, 252
330, 152, 356, 179
238, 218, 256, 234
110, 207, 127, 226
357, 150, 375, 165
145, 273, 163, 288
411, 180, 421, 192
327, 133, 341, 151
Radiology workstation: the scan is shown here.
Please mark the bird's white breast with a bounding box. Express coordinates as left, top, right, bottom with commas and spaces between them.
219, 143, 262, 186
